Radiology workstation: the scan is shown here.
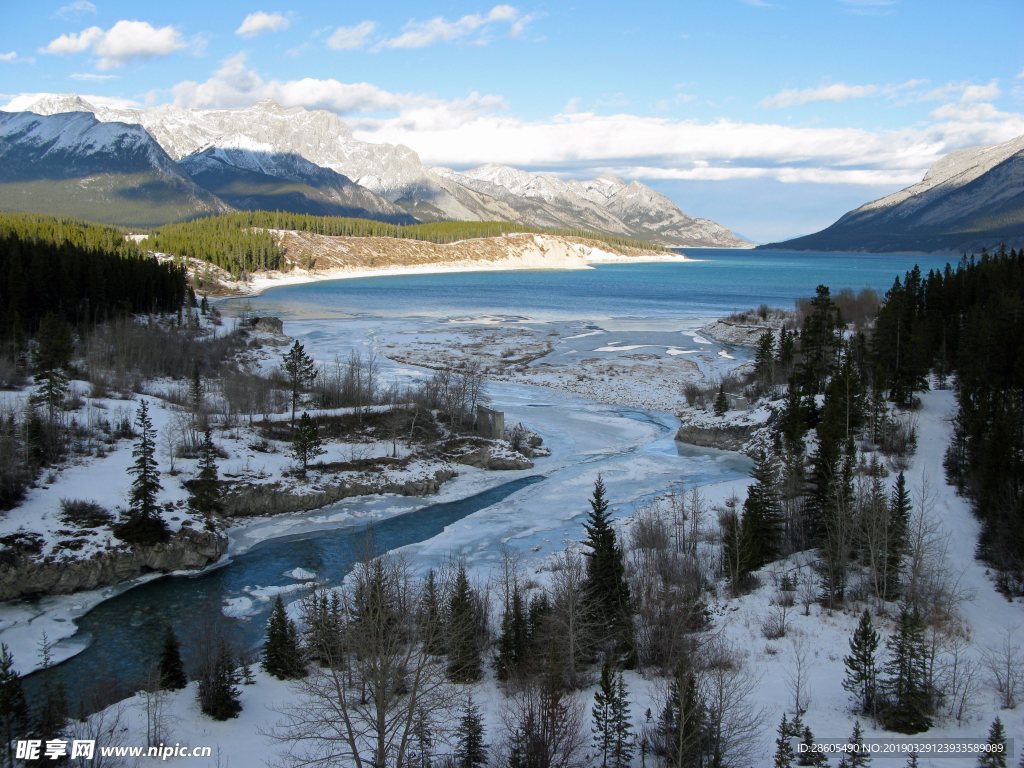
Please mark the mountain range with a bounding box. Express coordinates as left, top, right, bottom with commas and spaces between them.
0, 94, 748, 247
763, 133, 1024, 253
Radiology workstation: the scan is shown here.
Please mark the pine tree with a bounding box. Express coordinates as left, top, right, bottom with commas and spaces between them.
774, 715, 795, 768
0, 644, 27, 768
454, 695, 488, 768
282, 340, 317, 428
777, 326, 796, 376
797, 285, 841, 395
906, 753, 919, 768
843, 610, 879, 715
592, 663, 634, 768
798, 725, 827, 768
291, 412, 325, 476
979, 717, 1007, 768
714, 384, 729, 417
263, 595, 305, 680
836, 721, 869, 768
742, 450, 784, 568
495, 582, 528, 680
158, 626, 187, 690
886, 472, 911, 597
120, 400, 168, 544
755, 329, 776, 392
421, 569, 446, 656
198, 639, 242, 720
880, 607, 932, 733
721, 507, 753, 594
659, 662, 709, 768
447, 565, 482, 682
33, 635, 66, 764
582, 476, 634, 662
188, 429, 222, 519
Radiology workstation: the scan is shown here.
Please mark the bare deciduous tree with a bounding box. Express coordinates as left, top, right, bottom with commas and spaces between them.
271, 552, 458, 768
982, 626, 1023, 710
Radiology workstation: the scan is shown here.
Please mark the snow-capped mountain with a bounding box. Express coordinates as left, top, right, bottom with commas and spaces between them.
442, 164, 750, 247
764, 134, 1024, 253
3, 94, 749, 246
0, 109, 225, 226
180, 144, 414, 222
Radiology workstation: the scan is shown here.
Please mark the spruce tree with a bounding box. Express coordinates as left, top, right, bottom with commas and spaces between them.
158, 626, 187, 690
454, 695, 488, 768
774, 715, 795, 768
979, 717, 1007, 768
880, 607, 932, 733
906, 753, 919, 768
33, 636, 66, 764
742, 450, 784, 568
495, 583, 528, 681
777, 326, 795, 376
282, 340, 317, 428
0, 644, 26, 768
592, 663, 634, 768
421, 569, 445, 656
755, 329, 776, 393
843, 610, 879, 715
582, 476, 634, 662
189, 429, 222, 518
836, 721, 869, 768
263, 595, 305, 680
886, 472, 911, 597
794, 729, 827, 768
291, 412, 325, 476
659, 662, 709, 768
197, 639, 241, 720
32, 313, 72, 424
120, 400, 168, 544
447, 566, 482, 682
714, 385, 729, 417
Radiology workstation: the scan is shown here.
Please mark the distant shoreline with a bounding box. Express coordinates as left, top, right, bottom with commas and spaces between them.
213, 249, 700, 298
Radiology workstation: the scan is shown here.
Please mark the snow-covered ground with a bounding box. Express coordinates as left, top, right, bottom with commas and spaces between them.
6, 299, 1022, 767
59, 383, 1024, 767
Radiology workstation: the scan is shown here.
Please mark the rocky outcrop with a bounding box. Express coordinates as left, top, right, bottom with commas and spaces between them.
675, 424, 757, 453
0, 526, 226, 601
221, 468, 458, 518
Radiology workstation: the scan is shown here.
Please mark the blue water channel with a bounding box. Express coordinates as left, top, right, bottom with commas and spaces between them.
25, 475, 544, 707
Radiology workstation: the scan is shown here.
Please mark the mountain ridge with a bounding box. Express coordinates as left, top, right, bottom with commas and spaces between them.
2, 94, 749, 247
761, 134, 1024, 253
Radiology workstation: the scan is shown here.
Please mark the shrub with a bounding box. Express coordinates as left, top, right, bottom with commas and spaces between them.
60, 498, 113, 528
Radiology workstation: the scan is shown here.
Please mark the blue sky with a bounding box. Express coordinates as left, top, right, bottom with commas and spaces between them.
2, 0, 1023, 241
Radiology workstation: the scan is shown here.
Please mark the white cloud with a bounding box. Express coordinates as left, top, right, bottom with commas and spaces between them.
55, 1, 97, 21
170, 53, 507, 122
377, 5, 531, 49
327, 21, 376, 51
42, 20, 185, 69
760, 83, 878, 108
960, 80, 1000, 102
235, 11, 291, 38
0, 52, 17, 63
43, 27, 103, 55
159, 58, 1024, 192
70, 72, 118, 81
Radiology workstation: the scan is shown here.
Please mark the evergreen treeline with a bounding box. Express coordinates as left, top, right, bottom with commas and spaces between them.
0, 213, 186, 341
870, 248, 1024, 591
146, 211, 666, 278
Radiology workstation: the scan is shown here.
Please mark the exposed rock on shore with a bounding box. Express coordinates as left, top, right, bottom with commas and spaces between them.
0, 526, 226, 601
